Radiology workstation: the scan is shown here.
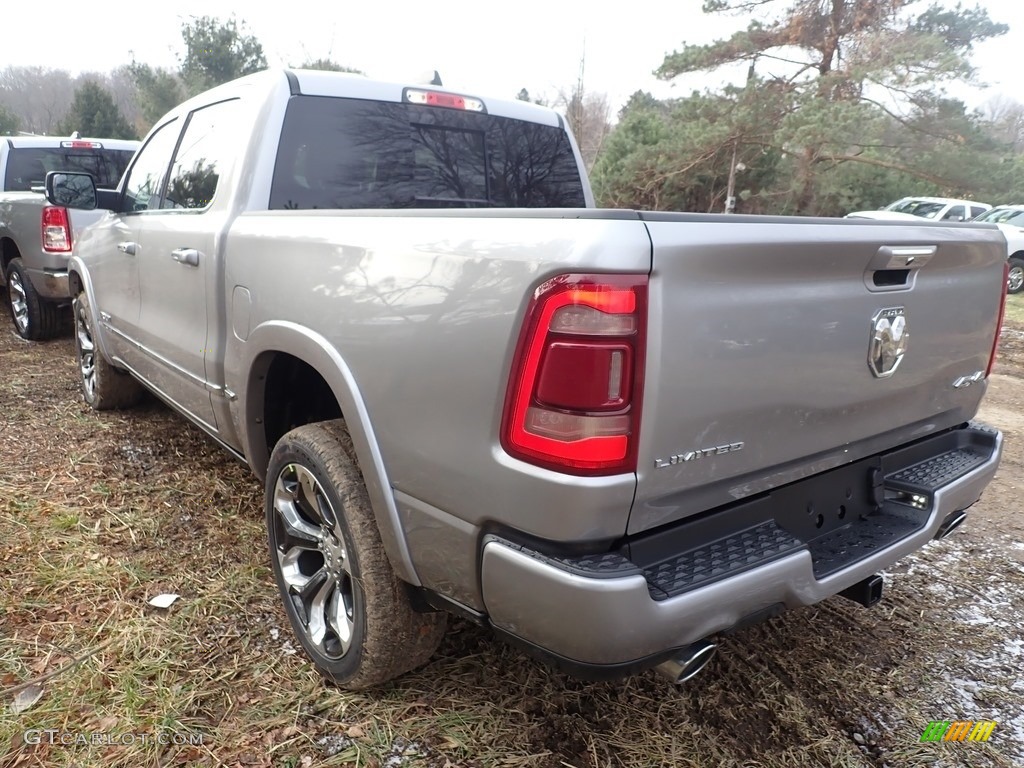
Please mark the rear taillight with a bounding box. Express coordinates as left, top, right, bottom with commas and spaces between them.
501, 274, 647, 475
41, 206, 72, 253
986, 261, 1009, 377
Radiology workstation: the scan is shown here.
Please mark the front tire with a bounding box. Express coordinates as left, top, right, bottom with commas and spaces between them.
266, 420, 445, 690
1008, 257, 1024, 295
73, 291, 144, 410
6, 257, 62, 340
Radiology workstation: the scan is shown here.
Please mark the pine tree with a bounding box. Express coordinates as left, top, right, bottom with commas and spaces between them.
58, 81, 137, 139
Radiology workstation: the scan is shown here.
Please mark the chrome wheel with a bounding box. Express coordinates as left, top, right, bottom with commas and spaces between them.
9, 270, 28, 334
75, 299, 97, 402
1008, 265, 1024, 293
272, 462, 355, 660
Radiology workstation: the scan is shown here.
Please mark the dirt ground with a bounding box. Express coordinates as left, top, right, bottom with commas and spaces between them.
1, 298, 1023, 768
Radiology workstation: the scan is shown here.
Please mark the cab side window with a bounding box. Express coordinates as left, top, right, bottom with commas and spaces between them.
942, 205, 965, 222
123, 119, 180, 212
162, 99, 242, 210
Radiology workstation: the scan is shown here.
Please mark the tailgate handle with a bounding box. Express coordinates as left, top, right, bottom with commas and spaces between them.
870, 245, 935, 270
866, 245, 935, 291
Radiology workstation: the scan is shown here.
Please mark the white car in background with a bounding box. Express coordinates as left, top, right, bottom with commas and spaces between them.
972, 205, 1024, 294
847, 196, 992, 223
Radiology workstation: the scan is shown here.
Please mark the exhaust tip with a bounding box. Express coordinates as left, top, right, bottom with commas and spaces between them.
936, 511, 968, 540
655, 639, 718, 684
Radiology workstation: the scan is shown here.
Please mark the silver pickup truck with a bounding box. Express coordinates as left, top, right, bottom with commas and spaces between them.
47, 69, 1006, 690
0, 136, 138, 339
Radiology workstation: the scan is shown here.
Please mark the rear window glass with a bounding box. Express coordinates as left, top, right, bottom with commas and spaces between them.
269, 95, 586, 210
4, 148, 134, 191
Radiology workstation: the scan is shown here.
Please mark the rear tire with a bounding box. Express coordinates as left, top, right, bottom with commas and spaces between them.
6, 258, 62, 340
1008, 257, 1024, 295
266, 420, 446, 690
73, 291, 144, 410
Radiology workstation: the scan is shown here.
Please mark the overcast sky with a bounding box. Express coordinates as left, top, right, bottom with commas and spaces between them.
6, 0, 1022, 114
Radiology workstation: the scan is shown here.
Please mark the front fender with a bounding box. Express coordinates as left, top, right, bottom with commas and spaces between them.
240, 320, 420, 586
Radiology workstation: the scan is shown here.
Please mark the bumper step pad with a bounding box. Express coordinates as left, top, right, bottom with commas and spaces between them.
642, 521, 803, 600
807, 508, 921, 578
885, 448, 988, 493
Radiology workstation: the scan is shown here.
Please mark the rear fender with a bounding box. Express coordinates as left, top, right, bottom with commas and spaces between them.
240, 320, 420, 585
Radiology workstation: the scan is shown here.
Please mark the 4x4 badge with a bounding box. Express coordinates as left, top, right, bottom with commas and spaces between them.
868, 307, 908, 378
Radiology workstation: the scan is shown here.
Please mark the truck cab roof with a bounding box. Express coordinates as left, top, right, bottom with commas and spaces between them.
2, 136, 140, 152
167, 68, 565, 130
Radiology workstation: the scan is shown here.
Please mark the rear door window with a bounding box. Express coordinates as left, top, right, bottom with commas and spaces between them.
269, 95, 586, 210
162, 99, 243, 210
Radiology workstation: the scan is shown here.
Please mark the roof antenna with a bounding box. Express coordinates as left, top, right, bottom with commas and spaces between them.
429, 70, 443, 86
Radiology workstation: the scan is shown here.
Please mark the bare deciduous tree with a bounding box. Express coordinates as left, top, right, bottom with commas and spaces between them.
554, 55, 611, 172
0, 66, 76, 134
979, 96, 1024, 154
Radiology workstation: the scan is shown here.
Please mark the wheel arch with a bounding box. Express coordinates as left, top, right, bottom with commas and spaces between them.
68, 269, 84, 298
67, 264, 116, 361
1, 235, 21, 276
241, 321, 421, 586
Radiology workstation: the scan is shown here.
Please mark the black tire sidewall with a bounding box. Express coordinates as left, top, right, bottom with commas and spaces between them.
265, 434, 368, 682
7, 258, 63, 341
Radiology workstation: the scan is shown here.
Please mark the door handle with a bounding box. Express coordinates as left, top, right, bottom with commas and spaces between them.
171, 248, 200, 267
117, 241, 137, 256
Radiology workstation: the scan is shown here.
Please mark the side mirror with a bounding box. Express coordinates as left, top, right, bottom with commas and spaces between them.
45, 171, 97, 210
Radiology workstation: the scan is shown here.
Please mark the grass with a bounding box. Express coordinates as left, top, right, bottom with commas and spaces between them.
1002, 293, 1024, 327
1, 325, 1023, 767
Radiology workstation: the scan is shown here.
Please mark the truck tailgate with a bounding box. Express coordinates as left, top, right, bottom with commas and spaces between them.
630, 214, 1006, 534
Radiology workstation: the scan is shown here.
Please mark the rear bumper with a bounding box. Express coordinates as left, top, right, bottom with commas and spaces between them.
26, 267, 70, 300
480, 422, 1002, 671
